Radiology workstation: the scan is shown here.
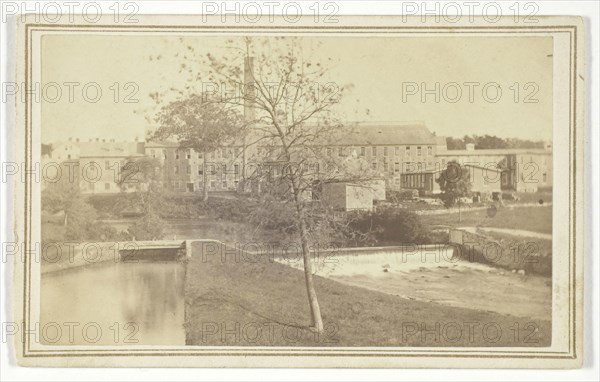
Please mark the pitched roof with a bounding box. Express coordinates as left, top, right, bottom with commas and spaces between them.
335, 123, 437, 146
78, 142, 144, 158
144, 140, 181, 148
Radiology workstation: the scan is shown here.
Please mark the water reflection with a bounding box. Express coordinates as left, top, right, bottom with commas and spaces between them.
40, 261, 186, 345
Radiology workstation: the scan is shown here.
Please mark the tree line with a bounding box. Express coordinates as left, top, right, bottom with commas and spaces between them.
445, 135, 547, 150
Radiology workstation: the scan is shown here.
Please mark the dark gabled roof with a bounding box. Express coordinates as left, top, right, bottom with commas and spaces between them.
335, 123, 437, 146
144, 140, 181, 148
78, 142, 144, 158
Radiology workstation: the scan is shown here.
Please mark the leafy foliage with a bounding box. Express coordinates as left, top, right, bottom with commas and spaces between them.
127, 211, 165, 241
445, 135, 546, 150
436, 161, 472, 208
152, 96, 246, 200
344, 208, 435, 246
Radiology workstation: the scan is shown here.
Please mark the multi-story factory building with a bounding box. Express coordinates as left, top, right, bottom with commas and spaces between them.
42, 124, 552, 197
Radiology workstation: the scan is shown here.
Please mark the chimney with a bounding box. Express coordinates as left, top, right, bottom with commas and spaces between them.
466, 143, 475, 151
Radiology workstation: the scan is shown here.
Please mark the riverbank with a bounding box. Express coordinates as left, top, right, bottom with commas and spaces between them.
184, 241, 551, 347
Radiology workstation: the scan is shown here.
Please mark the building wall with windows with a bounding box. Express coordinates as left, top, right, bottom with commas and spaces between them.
145, 141, 250, 193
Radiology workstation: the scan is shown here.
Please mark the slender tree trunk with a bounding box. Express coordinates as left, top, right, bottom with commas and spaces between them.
275, 121, 324, 332
292, 180, 324, 332
298, 211, 324, 332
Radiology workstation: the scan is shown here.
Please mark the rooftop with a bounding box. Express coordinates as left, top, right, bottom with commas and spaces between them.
335, 123, 438, 146
438, 148, 552, 156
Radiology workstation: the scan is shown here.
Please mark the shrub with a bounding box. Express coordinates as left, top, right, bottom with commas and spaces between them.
345, 208, 435, 246
127, 212, 165, 240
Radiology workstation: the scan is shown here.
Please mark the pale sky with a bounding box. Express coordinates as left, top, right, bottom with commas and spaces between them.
41, 34, 553, 143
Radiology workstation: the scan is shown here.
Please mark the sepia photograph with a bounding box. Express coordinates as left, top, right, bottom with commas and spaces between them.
4, 10, 588, 371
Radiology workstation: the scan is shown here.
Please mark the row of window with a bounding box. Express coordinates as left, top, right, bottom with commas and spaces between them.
150, 145, 435, 161
169, 164, 241, 175
149, 148, 242, 160
322, 145, 435, 158
164, 180, 238, 190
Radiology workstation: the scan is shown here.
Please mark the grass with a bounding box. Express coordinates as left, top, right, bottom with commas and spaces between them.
421, 205, 552, 234
185, 241, 551, 347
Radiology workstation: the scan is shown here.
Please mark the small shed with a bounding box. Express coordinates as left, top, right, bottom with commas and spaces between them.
321, 182, 374, 211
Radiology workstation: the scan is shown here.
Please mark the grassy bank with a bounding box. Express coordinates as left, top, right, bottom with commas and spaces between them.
422, 205, 552, 234
185, 241, 551, 347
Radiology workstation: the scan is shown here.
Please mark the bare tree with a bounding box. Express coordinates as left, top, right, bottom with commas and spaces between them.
203, 37, 358, 332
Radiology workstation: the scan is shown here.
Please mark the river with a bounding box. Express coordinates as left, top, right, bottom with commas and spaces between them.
40, 260, 186, 346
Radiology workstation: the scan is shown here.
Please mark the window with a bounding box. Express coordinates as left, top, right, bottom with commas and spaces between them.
372, 147, 377, 156
234, 164, 240, 174
384, 147, 388, 156
151, 149, 156, 158
338, 147, 344, 157
175, 152, 180, 159
210, 181, 216, 189
383, 162, 389, 172
395, 147, 400, 156
105, 160, 110, 170
186, 150, 191, 159
186, 165, 191, 174
222, 181, 227, 188
163, 150, 167, 159
326, 148, 333, 156
427, 146, 432, 155
543, 173, 547, 182
104, 183, 110, 191
405, 146, 410, 155
198, 152, 203, 159
394, 162, 400, 173
174, 166, 179, 174
198, 165, 203, 175
417, 147, 422, 156
360, 147, 365, 156
372, 162, 377, 170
